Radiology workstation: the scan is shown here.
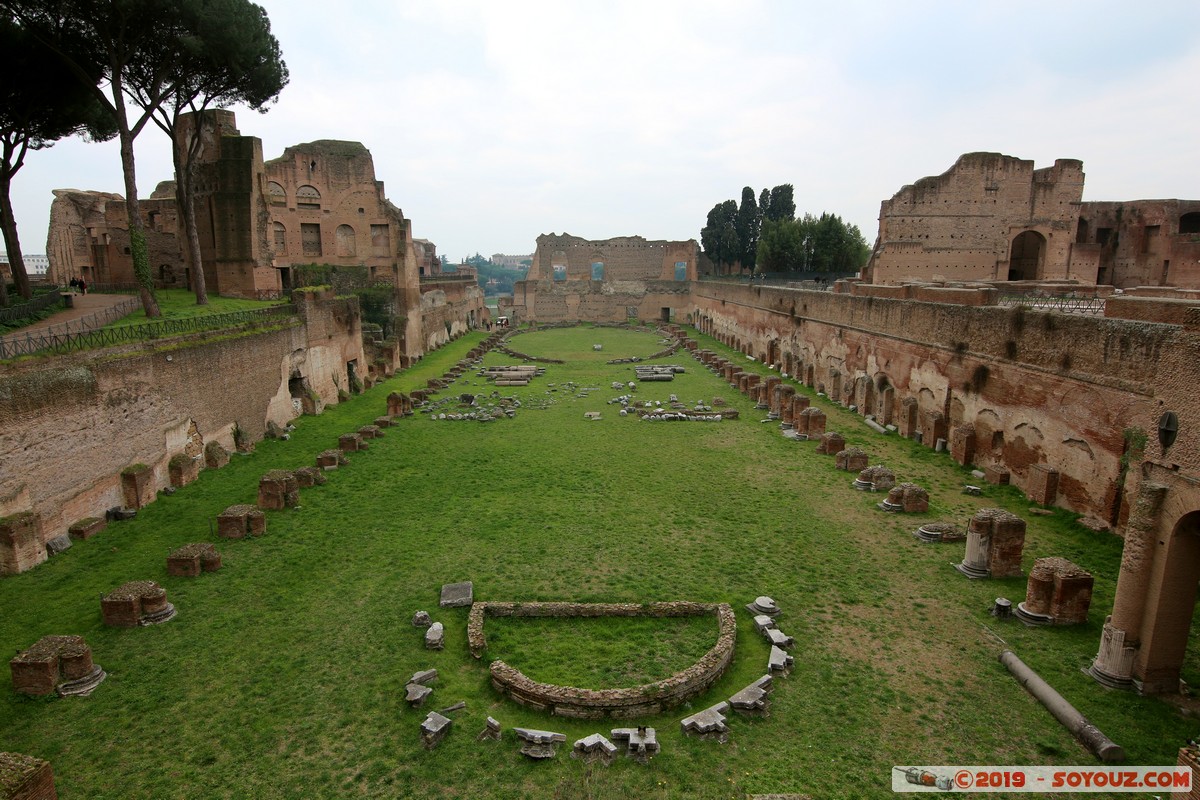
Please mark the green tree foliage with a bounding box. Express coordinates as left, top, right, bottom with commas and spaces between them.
765, 184, 796, 223
0, 17, 114, 303
756, 218, 805, 272
758, 212, 871, 273
700, 200, 739, 271
735, 186, 760, 271
141, 0, 288, 306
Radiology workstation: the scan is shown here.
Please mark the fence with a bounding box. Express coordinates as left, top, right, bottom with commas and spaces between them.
0, 304, 298, 360
0, 289, 66, 327
998, 294, 1106, 315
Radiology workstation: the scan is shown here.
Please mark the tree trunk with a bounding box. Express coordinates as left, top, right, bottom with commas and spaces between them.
111, 80, 160, 318
172, 125, 208, 305
0, 167, 30, 302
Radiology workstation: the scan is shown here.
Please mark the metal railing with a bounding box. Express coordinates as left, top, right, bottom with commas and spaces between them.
998, 294, 1106, 315
0, 288, 66, 326
0, 304, 298, 360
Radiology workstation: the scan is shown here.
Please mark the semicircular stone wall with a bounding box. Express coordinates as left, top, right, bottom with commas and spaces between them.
468, 601, 736, 719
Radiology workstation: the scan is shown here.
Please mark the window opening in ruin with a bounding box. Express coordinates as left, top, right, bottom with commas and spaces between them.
552, 264, 566, 281
661, 307, 672, 323
268, 181, 285, 205
336, 225, 356, 257
674, 261, 687, 281
1180, 212, 1200, 234
273, 222, 287, 255
297, 184, 321, 210
1096, 227, 1113, 246
279, 267, 292, 292
1161, 260, 1170, 286
591, 262, 604, 280
1076, 218, 1089, 244
301, 223, 322, 257
289, 374, 316, 414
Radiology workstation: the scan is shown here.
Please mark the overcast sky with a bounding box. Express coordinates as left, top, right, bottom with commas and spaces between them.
7, 0, 1200, 264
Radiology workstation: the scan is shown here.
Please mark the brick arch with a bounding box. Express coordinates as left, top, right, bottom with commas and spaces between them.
1008, 230, 1046, 280
1093, 475, 1200, 694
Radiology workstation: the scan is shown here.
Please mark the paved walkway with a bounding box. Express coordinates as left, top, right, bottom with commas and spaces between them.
6, 293, 140, 338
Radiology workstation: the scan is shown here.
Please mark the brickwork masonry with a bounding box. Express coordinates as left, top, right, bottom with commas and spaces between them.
469, 602, 735, 719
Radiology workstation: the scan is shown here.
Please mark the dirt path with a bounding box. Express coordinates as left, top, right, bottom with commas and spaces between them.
4, 293, 139, 339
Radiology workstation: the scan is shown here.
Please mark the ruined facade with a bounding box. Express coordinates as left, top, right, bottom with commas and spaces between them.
864, 152, 1200, 289
508, 234, 697, 324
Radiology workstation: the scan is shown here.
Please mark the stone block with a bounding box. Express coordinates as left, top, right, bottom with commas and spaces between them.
316, 449, 345, 469
729, 675, 773, 713
1017, 557, 1093, 625
120, 464, 155, 510
680, 702, 729, 737
425, 622, 445, 650
1026, 463, 1059, 506
204, 440, 230, 470
420, 712, 452, 749
338, 433, 364, 452
0, 752, 57, 800
768, 645, 794, 674
611, 727, 659, 762
45, 535, 71, 556
476, 717, 502, 742
293, 467, 326, 488
949, 424, 976, 466
412, 610, 432, 627
167, 454, 202, 489
217, 504, 266, 539
405, 683, 432, 707
101, 580, 175, 627
257, 470, 299, 510
835, 447, 869, 472
0, 512, 46, 576
68, 517, 107, 541
514, 727, 567, 759
815, 432, 845, 455
358, 425, 383, 439
572, 733, 616, 763
440, 581, 474, 608
373, 416, 394, 428
167, 543, 221, 577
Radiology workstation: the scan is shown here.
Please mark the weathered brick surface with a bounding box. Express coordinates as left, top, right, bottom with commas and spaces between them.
120, 465, 155, 509
0, 752, 57, 800
257, 470, 299, 510
0, 513, 46, 576
11, 636, 95, 696
1022, 557, 1092, 624
167, 543, 221, 577
101, 581, 168, 627
67, 517, 106, 541
217, 504, 266, 539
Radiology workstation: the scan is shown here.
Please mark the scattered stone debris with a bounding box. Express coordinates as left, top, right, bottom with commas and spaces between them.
572, 733, 618, 764
766, 628, 795, 649
425, 622, 445, 650
514, 728, 567, 759
10, 635, 106, 697
963, 485, 983, 496
476, 716, 502, 742
405, 669, 438, 707
412, 610, 432, 627
768, 645, 794, 675
729, 675, 773, 714
440, 581, 474, 608
680, 701, 730, 741
991, 598, 1013, 619
611, 727, 659, 763
420, 712, 452, 749
913, 522, 966, 543
752, 614, 775, 635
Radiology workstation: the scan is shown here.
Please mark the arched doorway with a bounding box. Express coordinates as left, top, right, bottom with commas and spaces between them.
1135, 510, 1200, 693
1007, 231, 1046, 281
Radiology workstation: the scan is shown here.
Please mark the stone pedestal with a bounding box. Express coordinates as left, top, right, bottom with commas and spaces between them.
358, 425, 383, 440
11, 635, 105, 697
984, 465, 1010, 485
167, 543, 221, 577
957, 508, 1026, 578
293, 467, 327, 488
168, 454, 202, 489
950, 424, 976, 466
68, 517, 107, 541
257, 470, 299, 510
120, 464, 155, 509
796, 407, 826, 437
836, 447, 869, 472
816, 432, 846, 456
878, 483, 929, 513
1016, 557, 1093, 625
338, 433, 365, 452
0, 512, 46, 576
0, 753, 57, 799
1027, 464, 1059, 505
216, 504, 266, 538
204, 441, 230, 469
101, 581, 175, 627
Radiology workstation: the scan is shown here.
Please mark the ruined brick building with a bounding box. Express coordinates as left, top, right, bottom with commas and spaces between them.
505, 233, 697, 324
864, 152, 1200, 289
45, 110, 483, 361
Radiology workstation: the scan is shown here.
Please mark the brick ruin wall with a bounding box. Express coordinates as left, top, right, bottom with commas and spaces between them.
0, 294, 364, 549
867, 153, 1085, 285
419, 277, 490, 350
690, 282, 1200, 525
511, 279, 693, 324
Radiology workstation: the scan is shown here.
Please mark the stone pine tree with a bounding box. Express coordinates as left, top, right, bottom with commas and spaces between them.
735, 187, 760, 273
141, 0, 288, 305
0, 17, 114, 304
765, 184, 795, 223
700, 200, 739, 274
6, 0, 223, 317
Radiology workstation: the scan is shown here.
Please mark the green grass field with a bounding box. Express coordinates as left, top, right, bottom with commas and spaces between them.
1, 324, 1195, 799
102, 289, 286, 328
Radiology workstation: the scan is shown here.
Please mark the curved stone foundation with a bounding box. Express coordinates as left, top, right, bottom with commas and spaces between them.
471, 601, 736, 719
